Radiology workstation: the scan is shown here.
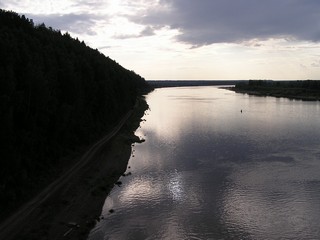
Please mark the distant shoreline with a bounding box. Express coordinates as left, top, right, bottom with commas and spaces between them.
225, 86, 320, 101
223, 80, 320, 101
147, 80, 241, 88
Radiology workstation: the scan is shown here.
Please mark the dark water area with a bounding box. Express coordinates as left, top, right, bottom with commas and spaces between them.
88, 86, 320, 239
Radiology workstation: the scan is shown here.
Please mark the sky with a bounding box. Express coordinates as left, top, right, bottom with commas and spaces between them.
1, 0, 320, 80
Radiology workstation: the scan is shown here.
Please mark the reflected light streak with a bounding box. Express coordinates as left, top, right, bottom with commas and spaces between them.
144, 87, 230, 141
118, 177, 163, 205
168, 170, 184, 201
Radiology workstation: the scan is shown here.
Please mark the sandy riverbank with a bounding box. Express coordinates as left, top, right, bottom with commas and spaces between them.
1, 97, 149, 240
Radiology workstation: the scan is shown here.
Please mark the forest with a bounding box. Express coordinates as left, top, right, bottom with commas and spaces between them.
0, 9, 148, 220
234, 80, 320, 101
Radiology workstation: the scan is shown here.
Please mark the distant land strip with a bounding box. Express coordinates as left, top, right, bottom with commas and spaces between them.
228, 80, 320, 101
147, 80, 244, 88
148, 80, 320, 101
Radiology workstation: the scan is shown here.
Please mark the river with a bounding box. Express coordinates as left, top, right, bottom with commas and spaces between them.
88, 86, 320, 240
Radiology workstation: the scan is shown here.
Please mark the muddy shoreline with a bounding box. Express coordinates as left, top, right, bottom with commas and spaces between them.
2, 97, 149, 240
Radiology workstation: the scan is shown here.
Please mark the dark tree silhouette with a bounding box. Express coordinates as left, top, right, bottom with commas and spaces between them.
234, 80, 320, 100
0, 9, 148, 220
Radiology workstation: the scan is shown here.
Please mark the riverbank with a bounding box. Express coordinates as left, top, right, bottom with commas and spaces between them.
0, 96, 149, 240
226, 85, 320, 101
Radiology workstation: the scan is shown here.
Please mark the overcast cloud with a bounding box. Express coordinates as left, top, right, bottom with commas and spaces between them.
1, 0, 320, 79
27, 13, 106, 35
114, 26, 155, 39
71, 0, 106, 9
1, 0, 109, 35
130, 0, 320, 46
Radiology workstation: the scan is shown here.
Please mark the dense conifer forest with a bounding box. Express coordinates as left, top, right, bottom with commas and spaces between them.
0, 9, 147, 220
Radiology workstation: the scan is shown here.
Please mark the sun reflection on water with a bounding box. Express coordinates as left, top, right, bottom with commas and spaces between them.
168, 170, 184, 201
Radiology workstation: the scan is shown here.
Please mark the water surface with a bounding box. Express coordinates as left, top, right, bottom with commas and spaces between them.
89, 86, 320, 240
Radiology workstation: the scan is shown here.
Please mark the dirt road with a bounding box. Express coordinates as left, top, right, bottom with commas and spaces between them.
0, 110, 138, 240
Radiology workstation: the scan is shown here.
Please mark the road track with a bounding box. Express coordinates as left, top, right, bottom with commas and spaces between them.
0, 111, 132, 240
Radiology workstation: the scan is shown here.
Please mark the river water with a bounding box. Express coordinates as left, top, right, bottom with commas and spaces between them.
88, 86, 320, 240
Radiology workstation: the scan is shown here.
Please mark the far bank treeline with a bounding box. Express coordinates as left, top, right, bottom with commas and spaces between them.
234, 80, 320, 101
0, 9, 148, 218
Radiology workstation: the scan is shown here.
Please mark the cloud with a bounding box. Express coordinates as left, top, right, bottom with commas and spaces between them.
26, 13, 106, 35
140, 26, 155, 36
1, 0, 110, 35
0, 0, 20, 9
129, 0, 320, 46
71, 0, 107, 10
114, 26, 155, 39
311, 60, 320, 68
98, 45, 112, 50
